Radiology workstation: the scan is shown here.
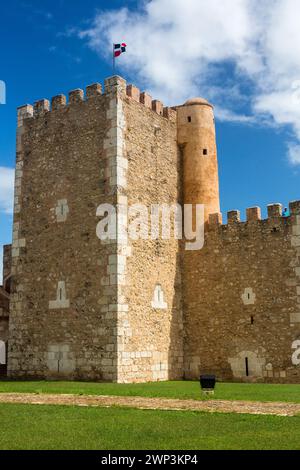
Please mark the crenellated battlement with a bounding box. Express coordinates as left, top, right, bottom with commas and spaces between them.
126, 83, 175, 119
17, 76, 176, 127
208, 200, 300, 231
17, 82, 104, 126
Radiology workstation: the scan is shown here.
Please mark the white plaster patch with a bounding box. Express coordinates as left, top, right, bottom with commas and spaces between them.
49, 281, 70, 309
0, 340, 6, 365
291, 236, 300, 247
11, 248, 20, 258
292, 340, 300, 366
242, 287, 256, 305
151, 284, 168, 310
12, 238, 26, 249
46, 344, 75, 373
293, 225, 300, 236
229, 351, 266, 378
151, 351, 169, 381
290, 312, 300, 324
55, 199, 69, 222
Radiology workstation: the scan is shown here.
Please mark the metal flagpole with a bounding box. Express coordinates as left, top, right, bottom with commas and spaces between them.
112, 43, 115, 74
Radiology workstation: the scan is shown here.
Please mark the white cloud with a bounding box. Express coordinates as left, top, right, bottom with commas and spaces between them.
214, 107, 255, 124
288, 143, 300, 166
79, 0, 258, 103
79, 0, 300, 165
0, 167, 15, 215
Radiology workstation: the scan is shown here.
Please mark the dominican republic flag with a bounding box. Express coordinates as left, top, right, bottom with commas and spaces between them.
114, 43, 127, 58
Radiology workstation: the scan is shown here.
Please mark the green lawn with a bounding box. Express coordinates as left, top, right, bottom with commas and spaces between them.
0, 380, 300, 403
0, 403, 299, 450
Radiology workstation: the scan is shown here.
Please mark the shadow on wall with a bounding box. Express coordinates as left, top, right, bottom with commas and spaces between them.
168, 250, 184, 381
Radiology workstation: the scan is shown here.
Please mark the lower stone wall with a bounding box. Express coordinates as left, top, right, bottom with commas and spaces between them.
120, 238, 183, 383
183, 207, 300, 383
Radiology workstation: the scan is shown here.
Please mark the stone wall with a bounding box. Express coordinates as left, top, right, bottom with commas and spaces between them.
184, 202, 300, 382
7, 79, 125, 380
117, 86, 184, 383
0, 287, 9, 370
7, 76, 184, 382
3, 244, 11, 284
0, 244, 10, 368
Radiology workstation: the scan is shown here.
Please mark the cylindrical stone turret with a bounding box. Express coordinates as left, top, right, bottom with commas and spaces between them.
177, 98, 220, 221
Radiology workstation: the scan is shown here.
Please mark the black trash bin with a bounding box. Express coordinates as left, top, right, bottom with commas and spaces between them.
200, 375, 216, 395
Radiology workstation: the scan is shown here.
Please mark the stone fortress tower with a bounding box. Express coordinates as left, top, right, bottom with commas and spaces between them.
177, 98, 220, 221
3, 75, 300, 383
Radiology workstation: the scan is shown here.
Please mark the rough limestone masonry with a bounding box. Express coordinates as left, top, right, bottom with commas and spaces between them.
0, 75, 300, 383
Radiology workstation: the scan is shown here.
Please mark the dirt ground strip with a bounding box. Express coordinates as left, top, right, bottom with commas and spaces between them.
0, 393, 300, 416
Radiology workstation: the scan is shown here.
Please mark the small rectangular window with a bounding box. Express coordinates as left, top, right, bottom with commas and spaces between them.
203, 149, 208, 155
188, 116, 192, 123
245, 357, 249, 377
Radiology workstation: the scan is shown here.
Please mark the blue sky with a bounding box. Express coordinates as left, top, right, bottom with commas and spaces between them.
1, 0, 300, 280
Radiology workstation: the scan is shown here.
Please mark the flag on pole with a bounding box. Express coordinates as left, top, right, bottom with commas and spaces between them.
114, 43, 127, 58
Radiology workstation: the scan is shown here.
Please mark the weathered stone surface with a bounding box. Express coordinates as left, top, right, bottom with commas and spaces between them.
5, 75, 300, 384
121, 93, 183, 382
184, 214, 300, 383
8, 80, 122, 381
0, 245, 11, 374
